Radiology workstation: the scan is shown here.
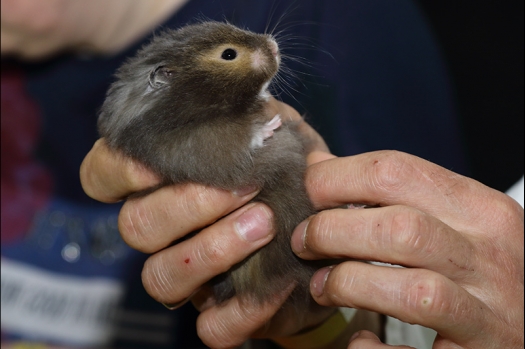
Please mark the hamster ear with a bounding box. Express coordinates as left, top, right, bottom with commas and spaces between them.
149, 66, 173, 88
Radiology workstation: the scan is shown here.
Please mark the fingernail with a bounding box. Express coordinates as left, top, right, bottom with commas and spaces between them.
235, 205, 272, 242
233, 185, 258, 197
291, 219, 309, 254
311, 267, 332, 297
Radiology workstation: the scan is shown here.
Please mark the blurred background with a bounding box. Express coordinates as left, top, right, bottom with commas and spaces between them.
418, 1, 524, 192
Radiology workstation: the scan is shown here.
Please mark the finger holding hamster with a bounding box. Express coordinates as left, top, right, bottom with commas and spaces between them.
80, 138, 160, 202
309, 262, 490, 347
195, 285, 293, 349
141, 202, 275, 306
119, 183, 259, 253
291, 205, 476, 282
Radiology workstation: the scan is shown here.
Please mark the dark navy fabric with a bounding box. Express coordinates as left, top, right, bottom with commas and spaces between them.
1, 1, 468, 348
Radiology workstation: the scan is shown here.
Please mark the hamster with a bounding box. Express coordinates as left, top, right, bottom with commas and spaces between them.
98, 21, 320, 313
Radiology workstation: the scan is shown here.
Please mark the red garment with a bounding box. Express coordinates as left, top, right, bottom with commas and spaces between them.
1, 67, 52, 243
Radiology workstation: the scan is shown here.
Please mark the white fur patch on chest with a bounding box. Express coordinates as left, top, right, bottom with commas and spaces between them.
250, 114, 282, 149
258, 82, 271, 101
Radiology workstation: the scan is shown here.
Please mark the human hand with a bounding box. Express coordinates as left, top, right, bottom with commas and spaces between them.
291, 150, 524, 348
81, 98, 338, 348
1, 0, 185, 59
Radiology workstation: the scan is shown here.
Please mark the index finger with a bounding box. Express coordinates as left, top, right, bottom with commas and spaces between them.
305, 150, 502, 225
80, 138, 161, 203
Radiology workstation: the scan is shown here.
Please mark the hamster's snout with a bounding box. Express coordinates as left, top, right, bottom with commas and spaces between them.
250, 39, 280, 71
268, 39, 280, 67
269, 40, 279, 57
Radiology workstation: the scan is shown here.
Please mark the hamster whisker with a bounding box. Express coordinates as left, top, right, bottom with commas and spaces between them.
280, 62, 331, 90
264, 1, 283, 35
281, 54, 316, 69
271, 71, 306, 104
270, 20, 325, 42
265, 1, 301, 36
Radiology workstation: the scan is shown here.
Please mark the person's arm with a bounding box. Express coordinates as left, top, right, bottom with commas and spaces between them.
1, 0, 187, 58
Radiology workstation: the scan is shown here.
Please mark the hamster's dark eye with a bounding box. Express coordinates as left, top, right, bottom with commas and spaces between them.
221, 48, 237, 60
149, 66, 173, 88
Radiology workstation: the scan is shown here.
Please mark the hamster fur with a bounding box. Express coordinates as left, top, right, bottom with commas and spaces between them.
98, 21, 321, 313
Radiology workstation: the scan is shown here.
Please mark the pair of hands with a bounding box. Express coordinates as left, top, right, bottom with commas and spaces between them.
81, 99, 523, 348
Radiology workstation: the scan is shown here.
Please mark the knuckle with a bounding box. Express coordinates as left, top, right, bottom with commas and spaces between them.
197, 316, 243, 349
121, 161, 148, 191
141, 255, 178, 303
233, 306, 266, 339
406, 271, 452, 319
119, 158, 161, 193
197, 300, 272, 348
491, 193, 524, 232
195, 238, 231, 273
390, 208, 431, 256
324, 263, 358, 303
183, 184, 230, 222
196, 320, 220, 348
118, 201, 157, 252
371, 150, 413, 193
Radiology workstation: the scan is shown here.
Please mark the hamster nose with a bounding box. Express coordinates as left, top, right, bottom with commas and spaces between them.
268, 40, 279, 57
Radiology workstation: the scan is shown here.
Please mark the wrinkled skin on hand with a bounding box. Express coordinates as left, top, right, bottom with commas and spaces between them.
291, 151, 524, 349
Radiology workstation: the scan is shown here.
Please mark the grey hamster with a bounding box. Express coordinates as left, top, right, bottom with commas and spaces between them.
98, 21, 320, 312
